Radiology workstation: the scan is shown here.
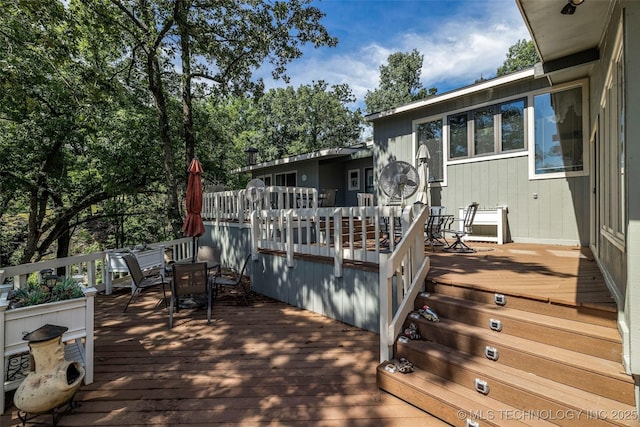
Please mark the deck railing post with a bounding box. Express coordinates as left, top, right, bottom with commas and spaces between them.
250, 210, 259, 260
379, 251, 392, 362
285, 210, 294, 267
334, 208, 343, 278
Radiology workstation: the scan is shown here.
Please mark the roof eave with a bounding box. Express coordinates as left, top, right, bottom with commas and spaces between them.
365, 68, 535, 122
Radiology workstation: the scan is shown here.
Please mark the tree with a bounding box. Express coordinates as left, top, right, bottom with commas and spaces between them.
86, 0, 337, 235
364, 49, 436, 114
256, 81, 363, 161
497, 39, 540, 76
0, 0, 165, 264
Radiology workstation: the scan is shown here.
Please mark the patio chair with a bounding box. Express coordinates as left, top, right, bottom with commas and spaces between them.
319, 189, 337, 207
197, 246, 222, 277
425, 206, 450, 251
169, 262, 212, 329
122, 253, 170, 313
442, 202, 479, 253
212, 254, 251, 306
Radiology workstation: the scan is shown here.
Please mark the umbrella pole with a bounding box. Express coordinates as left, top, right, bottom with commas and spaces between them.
192, 236, 197, 263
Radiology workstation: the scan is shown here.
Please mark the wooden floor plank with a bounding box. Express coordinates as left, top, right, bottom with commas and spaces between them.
1, 290, 449, 426
427, 242, 616, 309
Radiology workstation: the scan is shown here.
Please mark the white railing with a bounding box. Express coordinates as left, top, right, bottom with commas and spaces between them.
203, 186, 318, 223
0, 237, 193, 294
249, 205, 417, 276
379, 204, 430, 362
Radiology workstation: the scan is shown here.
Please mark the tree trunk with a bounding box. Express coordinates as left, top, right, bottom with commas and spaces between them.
148, 51, 182, 236
177, 0, 196, 168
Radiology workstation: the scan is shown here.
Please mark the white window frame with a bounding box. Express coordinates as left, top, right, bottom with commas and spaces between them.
275, 170, 297, 187
444, 95, 530, 168
412, 115, 447, 187
598, 22, 625, 248
347, 169, 360, 191
256, 174, 272, 186
527, 79, 590, 180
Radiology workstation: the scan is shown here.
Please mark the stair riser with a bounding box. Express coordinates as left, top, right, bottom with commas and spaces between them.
415, 299, 621, 361
410, 321, 633, 405
426, 283, 617, 328
398, 344, 616, 427
377, 371, 506, 427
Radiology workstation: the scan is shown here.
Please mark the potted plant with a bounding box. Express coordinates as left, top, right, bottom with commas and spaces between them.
0, 274, 96, 414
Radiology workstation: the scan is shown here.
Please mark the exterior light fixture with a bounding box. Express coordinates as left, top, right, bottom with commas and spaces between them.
561, 0, 585, 15
244, 146, 259, 166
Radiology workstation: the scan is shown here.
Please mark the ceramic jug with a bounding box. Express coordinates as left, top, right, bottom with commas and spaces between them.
14, 324, 85, 414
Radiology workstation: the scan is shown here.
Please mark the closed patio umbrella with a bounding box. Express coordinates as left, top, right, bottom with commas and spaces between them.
416, 144, 430, 205
182, 158, 205, 262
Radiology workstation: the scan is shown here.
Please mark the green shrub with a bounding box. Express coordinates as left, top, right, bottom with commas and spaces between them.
51, 278, 85, 302
9, 277, 84, 309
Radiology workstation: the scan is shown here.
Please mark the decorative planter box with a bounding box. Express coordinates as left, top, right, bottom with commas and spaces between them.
0, 286, 96, 414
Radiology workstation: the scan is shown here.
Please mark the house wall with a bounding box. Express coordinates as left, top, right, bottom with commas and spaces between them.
341, 157, 374, 206
318, 160, 344, 205
252, 254, 380, 333
372, 77, 590, 245
586, 0, 640, 379
256, 160, 319, 189
201, 222, 381, 333
251, 155, 374, 207
587, 2, 627, 302
199, 222, 252, 272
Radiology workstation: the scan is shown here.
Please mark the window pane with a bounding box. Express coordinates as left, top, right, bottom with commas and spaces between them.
449, 114, 468, 158
417, 120, 443, 182
534, 87, 583, 174
474, 108, 495, 155
501, 100, 525, 151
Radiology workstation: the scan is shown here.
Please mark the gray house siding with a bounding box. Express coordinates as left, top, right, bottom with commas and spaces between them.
201, 222, 381, 333
251, 255, 380, 333
371, 75, 590, 245
587, 2, 628, 302
442, 157, 589, 245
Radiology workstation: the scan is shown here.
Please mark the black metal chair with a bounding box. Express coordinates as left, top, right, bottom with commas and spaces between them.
442, 202, 479, 253
169, 262, 212, 329
122, 254, 170, 312
425, 206, 451, 251
212, 254, 251, 306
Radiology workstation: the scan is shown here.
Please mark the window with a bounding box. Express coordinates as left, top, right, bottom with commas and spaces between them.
501, 100, 525, 151
599, 37, 624, 242
474, 108, 495, 155
448, 98, 526, 160
275, 171, 296, 186
416, 120, 444, 182
449, 114, 468, 158
348, 169, 360, 190
533, 87, 583, 174
256, 174, 271, 186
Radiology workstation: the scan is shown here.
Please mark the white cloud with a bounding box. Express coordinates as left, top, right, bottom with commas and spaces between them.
259, 0, 530, 109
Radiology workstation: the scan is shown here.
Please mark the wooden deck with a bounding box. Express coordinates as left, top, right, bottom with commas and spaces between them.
426, 242, 616, 311
2, 290, 448, 426
2, 242, 619, 426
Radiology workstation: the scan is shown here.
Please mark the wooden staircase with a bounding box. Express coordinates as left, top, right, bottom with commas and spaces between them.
377, 282, 637, 427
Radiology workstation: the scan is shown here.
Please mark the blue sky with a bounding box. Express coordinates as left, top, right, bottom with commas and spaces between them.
259, 0, 531, 110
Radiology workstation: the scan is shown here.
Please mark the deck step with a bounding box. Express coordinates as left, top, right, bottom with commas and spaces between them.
394, 341, 638, 427
428, 282, 618, 328
400, 316, 633, 405
377, 362, 558, 427
415, 293, 622, 362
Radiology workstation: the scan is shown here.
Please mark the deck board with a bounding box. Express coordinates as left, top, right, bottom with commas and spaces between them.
2, 290, 449, 426
426, 242, 616, 310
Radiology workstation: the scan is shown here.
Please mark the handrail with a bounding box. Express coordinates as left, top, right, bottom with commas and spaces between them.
0, 237, 193, 294
203, 186, 318, 223
379, 204, 430, 362
249, 205, 412, 272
